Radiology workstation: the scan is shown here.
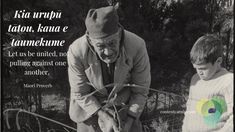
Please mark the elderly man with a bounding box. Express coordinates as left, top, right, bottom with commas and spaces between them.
67, 4, 151, 132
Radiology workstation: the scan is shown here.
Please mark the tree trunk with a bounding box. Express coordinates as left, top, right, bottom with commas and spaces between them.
38, 89, 42, 113
225, 29, 231, 70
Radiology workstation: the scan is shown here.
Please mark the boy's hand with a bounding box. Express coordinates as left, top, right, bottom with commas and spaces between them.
207, 122, 225, 132
219, 112, 231, 122
207, 112, 231, 132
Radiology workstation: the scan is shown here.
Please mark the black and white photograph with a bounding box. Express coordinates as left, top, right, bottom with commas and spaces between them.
1, 0, 234, 132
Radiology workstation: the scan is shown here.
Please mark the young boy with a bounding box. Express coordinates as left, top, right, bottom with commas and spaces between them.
182, 34, 233, 132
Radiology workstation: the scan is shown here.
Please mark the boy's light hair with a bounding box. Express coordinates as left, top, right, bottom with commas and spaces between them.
190, 34, 223, 64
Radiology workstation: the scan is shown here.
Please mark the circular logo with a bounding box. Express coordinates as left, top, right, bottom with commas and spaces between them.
196, 97, 227, 127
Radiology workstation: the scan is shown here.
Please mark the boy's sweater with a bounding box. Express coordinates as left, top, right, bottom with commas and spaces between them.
182, 68, 233, 132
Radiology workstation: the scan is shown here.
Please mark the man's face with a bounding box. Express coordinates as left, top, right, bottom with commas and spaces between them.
192, 61, 219, 81
90, 32, 120, 64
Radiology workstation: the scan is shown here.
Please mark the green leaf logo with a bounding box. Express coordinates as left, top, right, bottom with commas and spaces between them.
196, 97, 227, 127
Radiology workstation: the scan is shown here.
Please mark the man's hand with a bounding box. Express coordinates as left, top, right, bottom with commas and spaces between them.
97, 109, 119, 132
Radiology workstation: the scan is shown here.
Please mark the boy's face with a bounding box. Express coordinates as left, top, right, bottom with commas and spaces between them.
192, 58, 222, 80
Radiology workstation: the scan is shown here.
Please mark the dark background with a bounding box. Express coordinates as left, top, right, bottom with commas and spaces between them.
1, 0, 233, 131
